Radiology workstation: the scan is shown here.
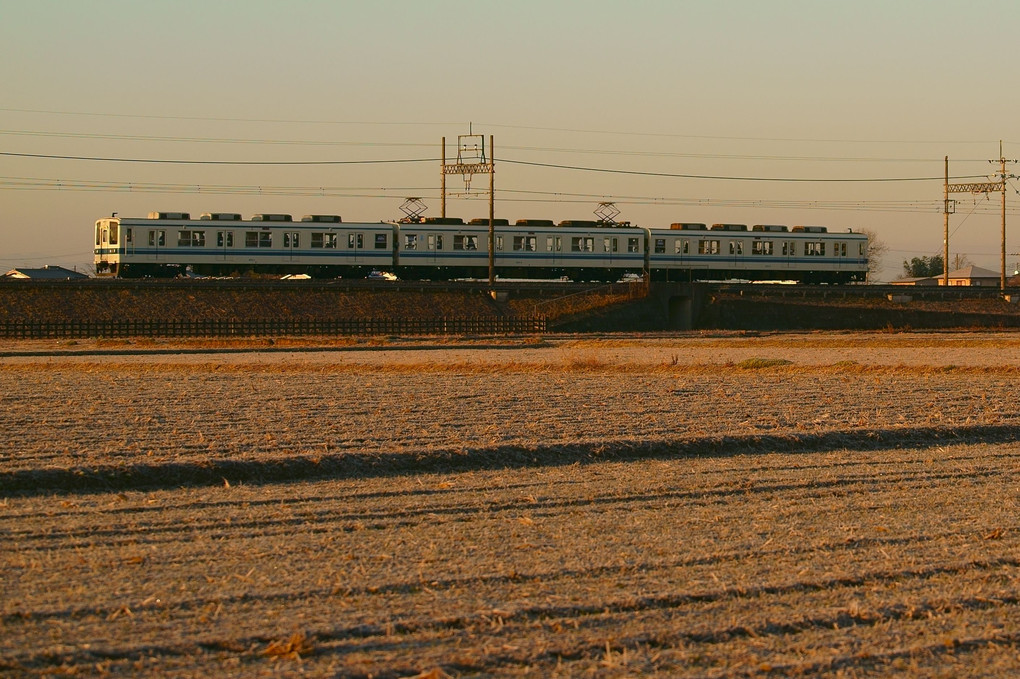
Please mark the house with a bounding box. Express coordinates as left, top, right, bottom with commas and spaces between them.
890, 275, 939, 286
3, 265, 89, 280
940, 265, 1001, 287
891, 265, 1002, 287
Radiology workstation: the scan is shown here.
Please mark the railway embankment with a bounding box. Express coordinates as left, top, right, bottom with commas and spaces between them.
3, 279, 1020, 334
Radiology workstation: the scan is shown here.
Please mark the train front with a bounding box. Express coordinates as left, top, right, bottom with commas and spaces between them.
94, 216, 122, 276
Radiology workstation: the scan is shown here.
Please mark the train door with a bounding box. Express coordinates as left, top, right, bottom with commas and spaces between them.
147, 229, 165, 261
216, 231, 234, 261
427, 233, 441, 264
283, 231, 300, 261
547, 234, 563, 267
348, 232, 364, 263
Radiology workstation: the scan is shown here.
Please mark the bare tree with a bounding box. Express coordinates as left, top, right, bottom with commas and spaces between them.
950, 253, 972, 272
859, 228, 886, 282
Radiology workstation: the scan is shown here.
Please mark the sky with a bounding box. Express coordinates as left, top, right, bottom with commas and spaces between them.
2, 0, 1019, 281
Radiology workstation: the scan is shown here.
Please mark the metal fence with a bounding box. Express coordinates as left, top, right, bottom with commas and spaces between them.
0, 317, 547, 339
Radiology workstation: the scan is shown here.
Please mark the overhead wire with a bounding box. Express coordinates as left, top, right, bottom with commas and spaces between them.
5, 176, 1017, 217
1, 150, 992, 183
0, 129, 992, 163
1, 108, 1014, 147
0, 152, 437, 166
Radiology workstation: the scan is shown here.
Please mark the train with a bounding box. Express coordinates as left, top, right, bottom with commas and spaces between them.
94, 211, 869, 284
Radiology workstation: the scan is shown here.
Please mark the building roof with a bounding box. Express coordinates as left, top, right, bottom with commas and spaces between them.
946, 265, 1000, 280
3, 265, 89, 280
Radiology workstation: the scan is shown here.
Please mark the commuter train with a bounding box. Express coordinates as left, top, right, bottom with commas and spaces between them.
93, 211, 869, 283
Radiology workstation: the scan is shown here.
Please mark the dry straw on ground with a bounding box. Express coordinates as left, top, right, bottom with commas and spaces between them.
2, 331, 1019, 677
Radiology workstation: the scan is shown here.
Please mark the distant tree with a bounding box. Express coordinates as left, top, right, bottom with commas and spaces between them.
859, 229, 886, 281
902, 254, 944, 278
950, 253, 972, 271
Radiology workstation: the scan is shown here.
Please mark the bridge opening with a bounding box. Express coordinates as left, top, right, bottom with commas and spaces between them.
668, 295, 693, 330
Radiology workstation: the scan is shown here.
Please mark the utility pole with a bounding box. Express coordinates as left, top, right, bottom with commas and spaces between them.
991, 141, 1018, 290
944, 142, 1016, 290
944, 156, 950, 286
441, 131, 495, 284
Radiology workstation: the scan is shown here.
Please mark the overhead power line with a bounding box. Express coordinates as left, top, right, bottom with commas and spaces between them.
2, 150, 993, 183
0, 107, 458, 127
1, 109, 1014, 147
4, 175, 1017, 216
2, 129, 990, 162
0, 152, 437, 166
500, 158, 988, 183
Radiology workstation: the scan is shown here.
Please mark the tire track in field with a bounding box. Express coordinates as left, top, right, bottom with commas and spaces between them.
5, 558, 1018, 675
5, 463, 1015, 550
5, 524, 1013, 631
3, 423, 1020, 497
5, 442, 1014, 522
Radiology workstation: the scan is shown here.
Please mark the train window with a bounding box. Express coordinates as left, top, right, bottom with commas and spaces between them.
628, 237, 639, 253
805, 242, 826, 256
654, 239, 666, 254
148, 230, 165, 247
310, 232, 335, 248
859, 243, 865, 256
245, 231, 272, 248
375, 234, 387, 249
454, 235, 465, 250
495, 236, 504, 251
698, 240, 720, 255
109, 226, 118, 246
546, 236, 554, 252
513, 236, 537, 251
571, 237, 594, 252
405, 234, 418, 250
178, 230, 190, 246
217, 231, 234, 247
555, 236, 562, 252
729, 241, 743, 255
682, 240, 689, 254
840, 243, 847, 256
752, 241, 774, 255
192, 231, 206, 247
436, 234, 443, 249
96, 225, 101, 246
125, 228, 133, 244
348, 233, 363, 249
782, 242, 793, 256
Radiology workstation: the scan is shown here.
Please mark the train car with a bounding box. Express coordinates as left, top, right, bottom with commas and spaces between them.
394, 217, 647, 281
647, 223, 868, 284
95, 210, 868, 283
94, 212, 394, 278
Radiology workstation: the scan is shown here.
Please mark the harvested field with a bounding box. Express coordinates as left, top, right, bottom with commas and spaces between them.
2, 331, 1020, 677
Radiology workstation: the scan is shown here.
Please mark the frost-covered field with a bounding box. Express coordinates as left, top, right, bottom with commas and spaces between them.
2, 332, 1019, 677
